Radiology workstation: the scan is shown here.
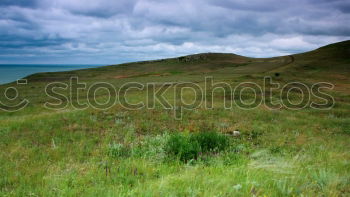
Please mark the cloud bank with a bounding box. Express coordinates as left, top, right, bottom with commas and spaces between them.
0, 0, 349, 64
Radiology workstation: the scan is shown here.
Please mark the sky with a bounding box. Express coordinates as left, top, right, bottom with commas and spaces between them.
0, 0, 349, 64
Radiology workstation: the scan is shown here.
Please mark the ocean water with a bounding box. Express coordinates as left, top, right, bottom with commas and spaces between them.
0, 64, 104, 85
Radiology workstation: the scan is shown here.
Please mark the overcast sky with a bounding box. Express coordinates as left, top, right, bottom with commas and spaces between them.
0, 0, 349, 64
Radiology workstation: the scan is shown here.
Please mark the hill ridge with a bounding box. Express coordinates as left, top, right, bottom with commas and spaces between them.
16, 40, 350, 83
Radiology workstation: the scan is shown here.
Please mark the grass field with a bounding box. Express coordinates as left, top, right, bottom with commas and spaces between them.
0, 40, 349, 196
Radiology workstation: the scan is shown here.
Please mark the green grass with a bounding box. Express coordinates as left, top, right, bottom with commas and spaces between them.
0, 40, 349, 196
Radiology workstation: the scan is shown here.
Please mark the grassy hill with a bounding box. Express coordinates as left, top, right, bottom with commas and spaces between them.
23, 40, 349, 82
0, 41, 349, 196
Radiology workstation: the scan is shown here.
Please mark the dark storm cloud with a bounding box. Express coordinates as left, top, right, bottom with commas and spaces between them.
0, 0, 37, 7
307, 0, 350, 13
0, 36, 71, 49
0, 0, 349, 64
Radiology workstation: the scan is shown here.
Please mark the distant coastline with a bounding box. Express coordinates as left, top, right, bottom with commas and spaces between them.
0, 64, 103, 85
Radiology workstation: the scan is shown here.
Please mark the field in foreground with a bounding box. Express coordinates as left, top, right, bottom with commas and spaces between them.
0, 41, 349, 196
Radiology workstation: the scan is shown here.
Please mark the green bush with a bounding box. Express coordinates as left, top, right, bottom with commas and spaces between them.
191, 131, 229, 152
165, 132, 230, 162
165, 133, 201, 162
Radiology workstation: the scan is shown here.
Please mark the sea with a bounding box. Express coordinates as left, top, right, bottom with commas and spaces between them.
0, 64, 104, 85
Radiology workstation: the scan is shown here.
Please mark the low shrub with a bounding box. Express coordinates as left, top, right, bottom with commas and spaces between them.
165, 133, 201, 162
191, 131, 229, 152
165, 131, 230, 162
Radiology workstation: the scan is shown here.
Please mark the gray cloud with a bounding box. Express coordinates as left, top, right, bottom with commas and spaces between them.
0, 0, 38, 8
0, 0, 349, 64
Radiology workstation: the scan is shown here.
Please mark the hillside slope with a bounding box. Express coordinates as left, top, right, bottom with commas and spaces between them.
24, 40, 349, 83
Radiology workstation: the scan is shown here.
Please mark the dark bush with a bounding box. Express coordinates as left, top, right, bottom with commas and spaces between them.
165, 133, 201, 162
191, 131, 229, 152
165, 132, 229, 162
